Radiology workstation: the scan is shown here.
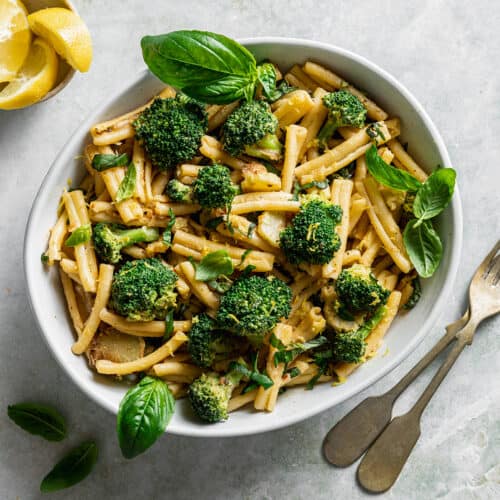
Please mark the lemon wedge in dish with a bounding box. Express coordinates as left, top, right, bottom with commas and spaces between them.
0, 0, 32, 82
0, 37, 58, 110
28, 7, 92, 72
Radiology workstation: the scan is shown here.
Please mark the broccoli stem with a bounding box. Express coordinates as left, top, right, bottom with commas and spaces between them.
114, 226, 159, 246
244, 133, 282, 162
317, 119, 338, 148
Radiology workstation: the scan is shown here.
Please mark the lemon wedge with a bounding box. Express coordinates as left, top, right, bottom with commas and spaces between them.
0, 0, 32, 82
0, 37, 58, 110
28, 7, 92, 72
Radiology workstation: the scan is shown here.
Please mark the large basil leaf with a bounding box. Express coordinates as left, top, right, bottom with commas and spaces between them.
91, 153, 130, 172
195, 249, 234, 281
117, 377, 175, 459
40, 441, 98, 492
403, 219, 443, 278
65, 225, 92, 247
413, 168, 456, 221
365, 145, 422, 192
7, 402, 66, 441
115, 162, 137, 202
141, 30, 258, 103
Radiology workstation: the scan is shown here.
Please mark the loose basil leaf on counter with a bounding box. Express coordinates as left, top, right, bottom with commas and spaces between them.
365, 145, 422, 192
117, 377, 175, 459
403, 219, 443, 278
141, 30, 258, 103
195, 249, 234, 281
64, 224, 92, 247
412, 168, 456, 222
7, 402, 66, 441
91, 153, 130, 172
40, 441, 98, 493
115, 162, 137, 202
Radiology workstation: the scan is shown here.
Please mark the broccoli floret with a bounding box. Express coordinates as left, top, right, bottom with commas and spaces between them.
133, 95, 208, 171
335, 264, 390, 314
317, 90, 367, 147
166, 179, 193, 203
216, 275, 292, 341
331, 305, 386, 363
109, 258, 177, 321
92, 224, 159, 264
188, 314, 243, 368
192, 164, 238, 209
188, 369, 243, 423
279, 199, 343, 265
222, 101, 282, 161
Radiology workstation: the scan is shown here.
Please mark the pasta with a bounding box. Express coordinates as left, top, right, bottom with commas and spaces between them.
44, 57, 426, 424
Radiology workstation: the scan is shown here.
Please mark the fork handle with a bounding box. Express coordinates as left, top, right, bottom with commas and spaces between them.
357, 330, 472, 492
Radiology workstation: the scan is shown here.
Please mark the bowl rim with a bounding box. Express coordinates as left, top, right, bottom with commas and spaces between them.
24, 36, 463, 437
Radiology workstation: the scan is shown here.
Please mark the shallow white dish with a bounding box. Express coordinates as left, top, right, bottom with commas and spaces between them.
24, 38, 462, 437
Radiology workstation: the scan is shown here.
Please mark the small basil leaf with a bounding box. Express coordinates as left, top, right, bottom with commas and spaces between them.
403, 219, 443, 278
117, 377, 175, 459
115, 162, 137, 202
365, 145, 422, 192
413, 168, 456, 221
273, 336, 329, 367
163, 310, 174, 341
141, 30, 258, 104
162, 209, 176, 247
257, 63, 279, 100
40, 441, 98, 493
195, 250, 234, 281
7, 403, 66, 441
91, 153, 129, 172
65, 225, 91, 247
228, 361, 274, 389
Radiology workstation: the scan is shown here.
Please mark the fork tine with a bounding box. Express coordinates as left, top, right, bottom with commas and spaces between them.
479, 240, 500, 280
486, 256, 500, 286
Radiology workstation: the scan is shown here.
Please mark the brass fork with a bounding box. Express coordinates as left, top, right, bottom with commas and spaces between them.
323, 240, 500, 493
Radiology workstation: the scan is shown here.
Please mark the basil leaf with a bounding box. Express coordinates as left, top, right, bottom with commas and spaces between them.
403, 219, 443, 278
41, 253, 49, 264
163, 310, 174, 340
40, 441, 98, 493
195, 250, 234, 281
117, 377, 175, 459
229, 361, 274, 390
141, 30, 258, 104
257, 63, 279, 100
365, 145, 422, 192
65, 225, 91, 247
115, 162, 137, 202
162, 208, 176, 247
413, 168, 456, 221
274, 336, 329, 366
91, 153, 129, 172
7, 402, 66, 441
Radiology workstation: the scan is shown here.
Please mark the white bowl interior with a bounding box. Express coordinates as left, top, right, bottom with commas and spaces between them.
24, 39, 462, 437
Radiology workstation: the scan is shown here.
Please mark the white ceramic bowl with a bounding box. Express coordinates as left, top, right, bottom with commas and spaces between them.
24, 38, 462, 437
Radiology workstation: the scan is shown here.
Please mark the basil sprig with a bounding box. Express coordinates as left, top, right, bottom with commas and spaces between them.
117, 376, 175, 459
142, 30, 275, 104
40, 441, 98, 493
91, 153, 129, 172
115, 162, 137, 202
7, 402, 66, 442
65, 224, 91, 247
194, 249, 234, 282
365, 146, 456, 278
229, 360, 274, 390
270, 335, 329, 366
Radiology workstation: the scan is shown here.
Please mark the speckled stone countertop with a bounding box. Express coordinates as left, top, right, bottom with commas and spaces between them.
1, 1, 499, 498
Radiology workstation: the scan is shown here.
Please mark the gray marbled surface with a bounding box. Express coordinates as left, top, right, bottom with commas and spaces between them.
1, 1, 499, 498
